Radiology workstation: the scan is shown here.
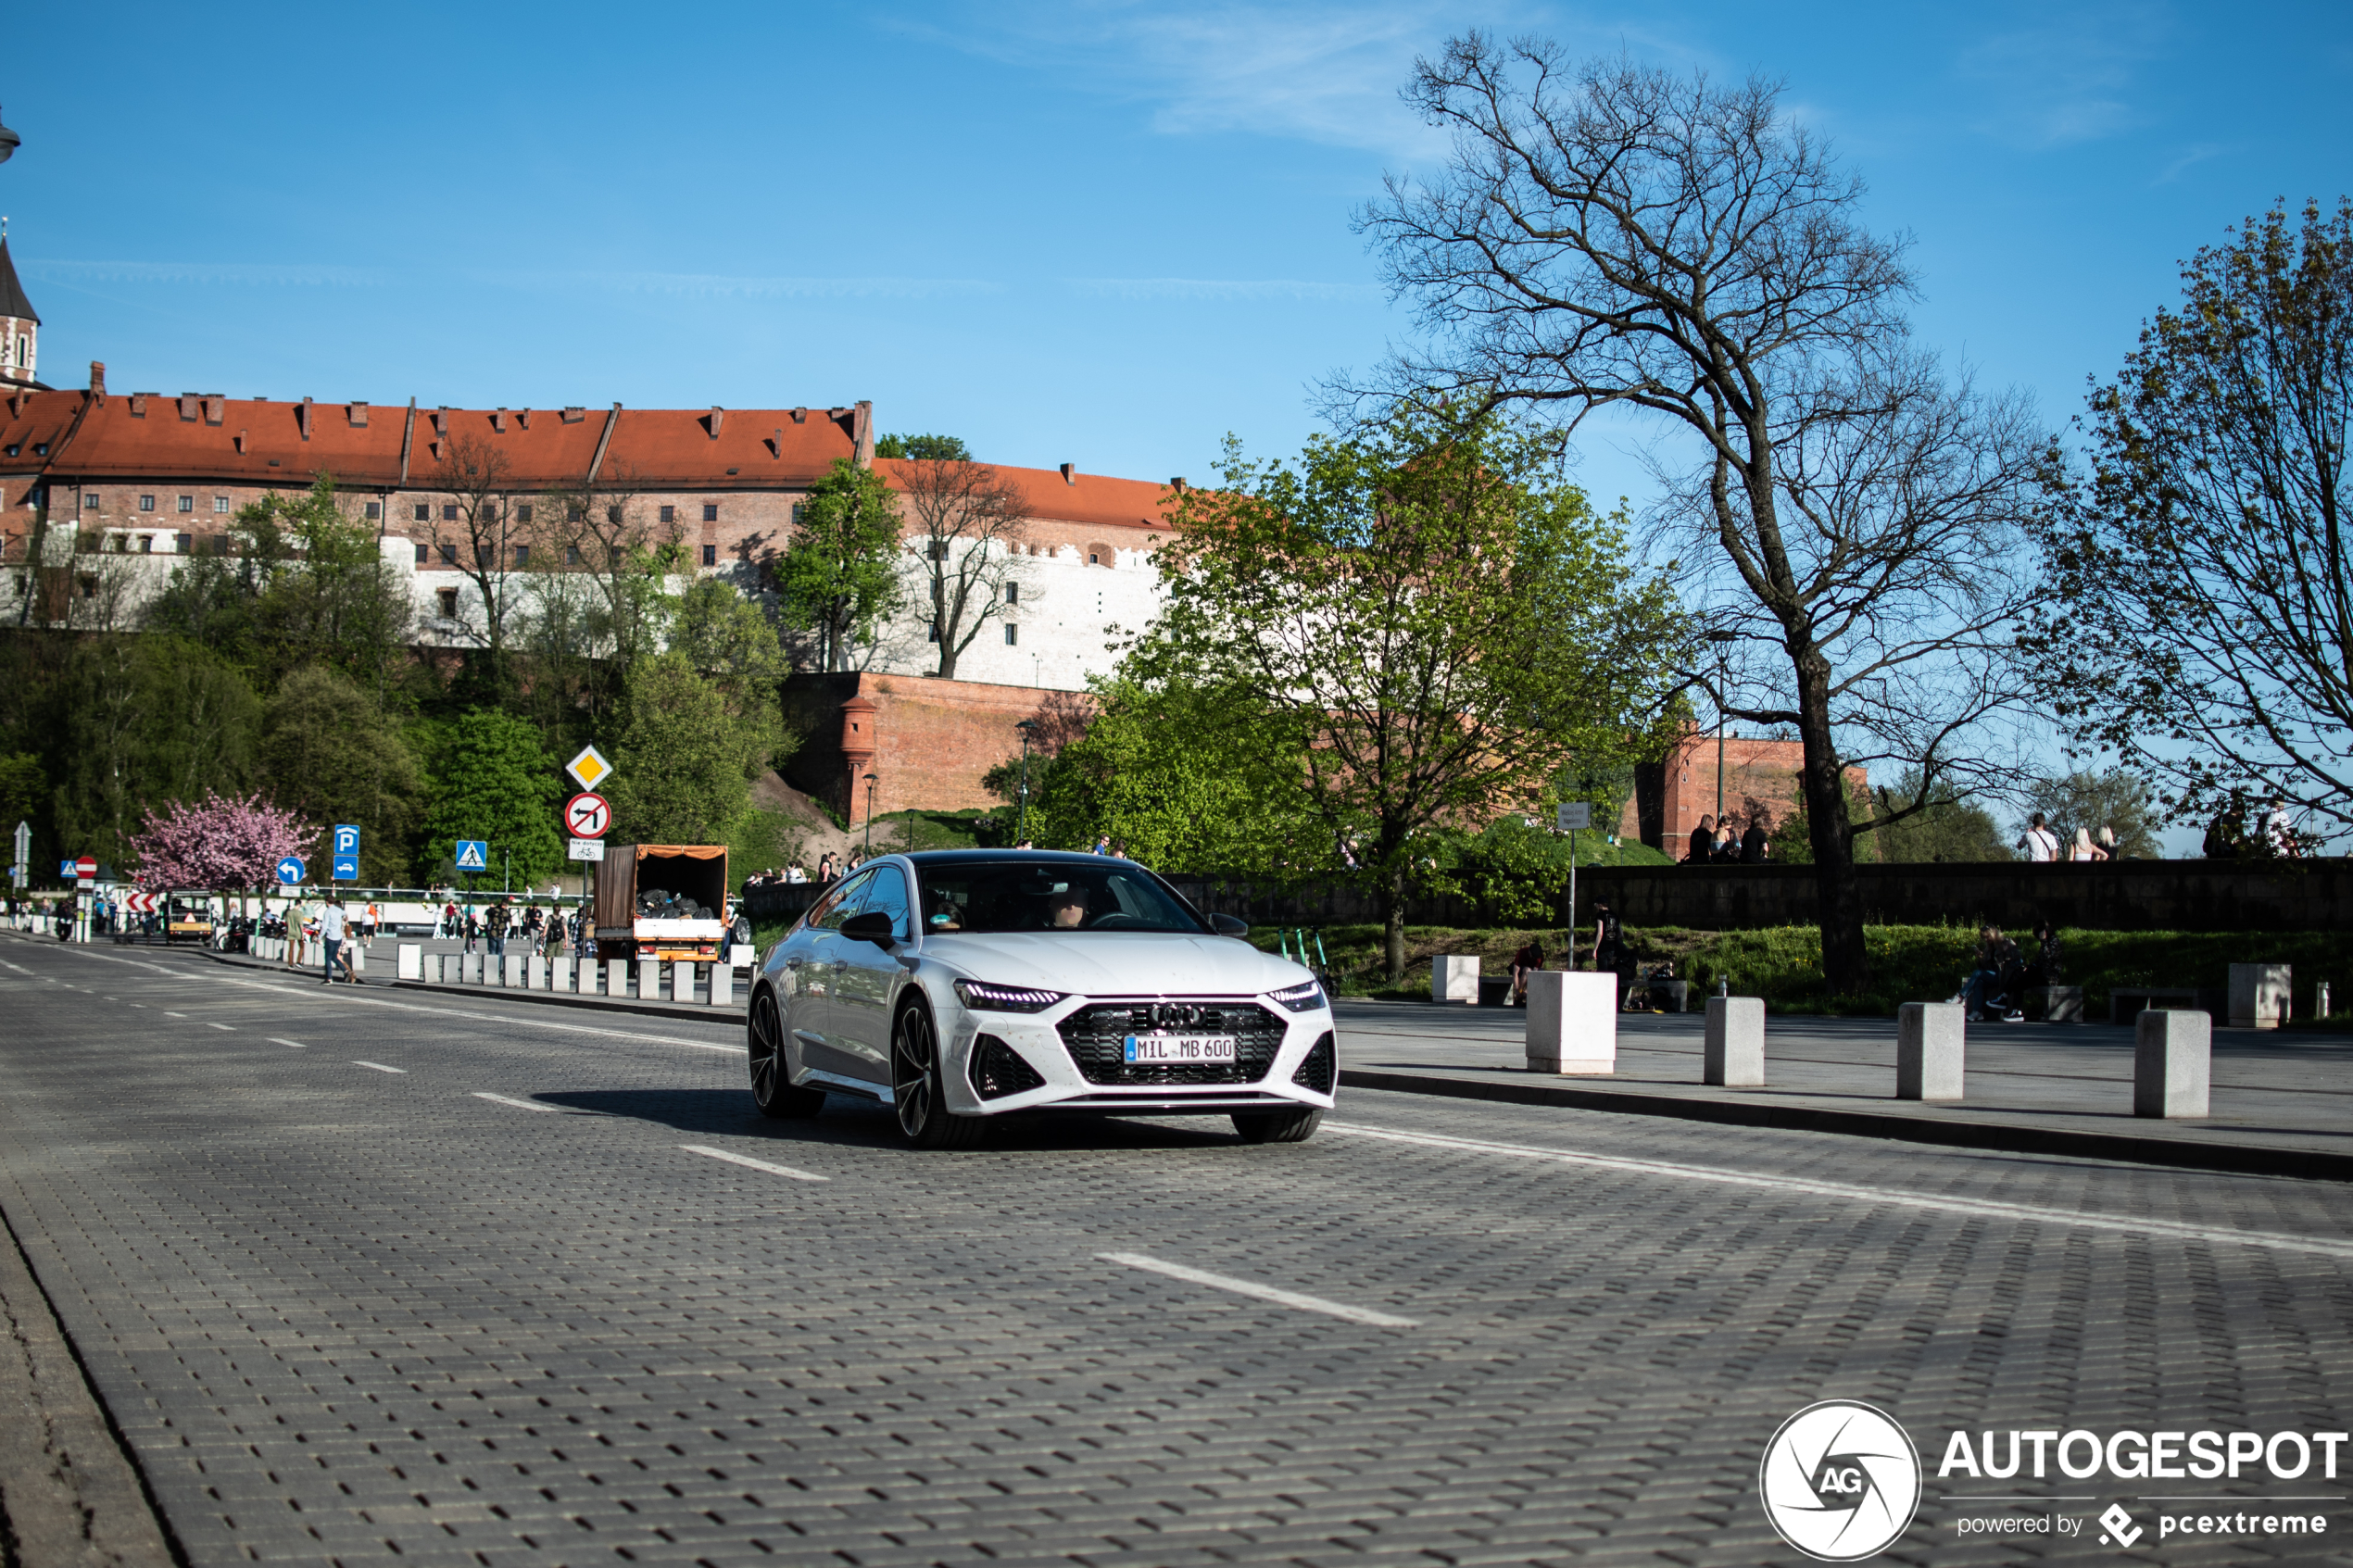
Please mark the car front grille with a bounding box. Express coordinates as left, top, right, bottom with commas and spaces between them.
969, 1033, 1046, 1099
1290, 1031, 1336, 1094
1056, 1000, 1286, 1085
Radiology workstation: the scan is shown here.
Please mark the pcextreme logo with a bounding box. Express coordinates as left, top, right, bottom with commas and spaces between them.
1759, 1400, 1923, 1562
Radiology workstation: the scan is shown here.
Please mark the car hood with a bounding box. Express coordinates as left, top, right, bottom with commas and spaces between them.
918, 931, 1314, 997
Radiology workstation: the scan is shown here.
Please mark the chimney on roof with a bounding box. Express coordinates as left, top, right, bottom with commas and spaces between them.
517, 408, 530, 430
790, 407, 806, 424
178, 395, 197, 422
707, 407, 724, 438
1059, 463, 1075, 485
87, 361, 107, 403
769, 428, 782, 458
348, 401, 368, 427
560, 407, 585, 423
203, 397, 224, 427
129, 393, 147, 418
852, 400, 873, 466
235, 430, 248, 454
432, 408, 447, 437
1170, 477, 1186, 494
491, 408, 507, 433
298, 397, 312, 441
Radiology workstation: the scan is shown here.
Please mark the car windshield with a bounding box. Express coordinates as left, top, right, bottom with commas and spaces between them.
916, 859, 1207, 935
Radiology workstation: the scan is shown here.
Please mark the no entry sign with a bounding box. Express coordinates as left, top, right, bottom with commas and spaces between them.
564, 793, 611, 839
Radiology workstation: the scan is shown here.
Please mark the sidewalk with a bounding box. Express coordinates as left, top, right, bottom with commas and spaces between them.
1335, 998, 2353, 1182
182, 936, 749, 1020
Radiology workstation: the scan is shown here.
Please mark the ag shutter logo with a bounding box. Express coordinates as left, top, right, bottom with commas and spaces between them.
1760, 1400, 1922, 1562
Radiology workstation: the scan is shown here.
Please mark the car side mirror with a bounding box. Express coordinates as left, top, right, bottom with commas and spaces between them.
840, 909, 897, 946
1209, 913, 1250, 937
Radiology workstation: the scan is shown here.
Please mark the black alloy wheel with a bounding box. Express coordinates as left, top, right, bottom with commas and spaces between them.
891, 999, 984, 1149
749, 989, 824, 1119
1232, 1106, 1325, 1144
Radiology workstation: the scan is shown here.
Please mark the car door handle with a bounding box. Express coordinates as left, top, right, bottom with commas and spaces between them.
784, 957, 802, 969
831, 960, 848, 972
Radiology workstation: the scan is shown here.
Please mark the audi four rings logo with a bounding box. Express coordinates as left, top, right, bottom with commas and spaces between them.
1149, 1004, 1205, 1027
1759, 1400, 1922, 1561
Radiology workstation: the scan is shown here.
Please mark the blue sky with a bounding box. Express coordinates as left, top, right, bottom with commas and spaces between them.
8, 1, 2347, 504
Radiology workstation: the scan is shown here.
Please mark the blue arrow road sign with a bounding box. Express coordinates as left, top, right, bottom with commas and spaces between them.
333, 824, 361, 857
276, 857, 306, 885
454, 840, 488, 872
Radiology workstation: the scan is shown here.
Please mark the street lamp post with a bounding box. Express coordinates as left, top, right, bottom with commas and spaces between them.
1014, 719, 1038, 845
862, 772, 878, 853
1705, 631, 1738, 831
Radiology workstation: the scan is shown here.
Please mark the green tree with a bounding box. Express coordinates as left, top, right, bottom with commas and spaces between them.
1024, 679, 1323, 867
776, 459, 903, 671
421, 709, 563, 888
258, 666, 427, 884
47, 636, 262, 872
874, 433, 971, 461
607, 654, 769, 845
1130, 409, 1687, 978
0, 751, 44, 834
672, 576, 792, 749
1869, 771, 2014, 863
2020, 769, 2162, 859
2023, 201, 2353, 842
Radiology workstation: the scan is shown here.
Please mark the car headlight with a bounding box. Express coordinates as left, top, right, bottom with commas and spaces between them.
1268, 978, 1327, 1012
952, 979, 1067, 1013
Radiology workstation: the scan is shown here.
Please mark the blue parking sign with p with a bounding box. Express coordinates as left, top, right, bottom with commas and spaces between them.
455, 839, 488, 872
333, 825, 360, 881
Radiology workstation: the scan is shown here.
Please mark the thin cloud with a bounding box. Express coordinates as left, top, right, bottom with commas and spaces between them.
1064, 276, 1382, 302
505, 271, 1003, 301
1955, 6, 2171, 149
20, 259, 383, 287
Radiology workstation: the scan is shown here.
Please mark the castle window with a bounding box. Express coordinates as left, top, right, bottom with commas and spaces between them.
436, 588, 459, 619
414, 503, 430, 522
440, 543, 458, 565
214, 496, 230, 513
1003, 623, 1018, 646
212, 535, 233, 557
567, 504, 585, 523
177, 495, 195, 513
512, 544, 529, 568
566, 545, 581, 566
137, 533, 153, 553
139, 495, 157, 512
176, 533, 193, 554
791, 503, 805, 526
928, 539, 948, 561
1005, 581, 1019, 604
476, 544, 493, 568
659, 505, 675, 524
443, 504, 459, 522
701, 544, 716, 567
928, 622, 940, 643
414, 542, 428, 565
702, 503, 718, 522
362, 500, 381, 520
516, 504, 533, 523
82, 493, 98, 510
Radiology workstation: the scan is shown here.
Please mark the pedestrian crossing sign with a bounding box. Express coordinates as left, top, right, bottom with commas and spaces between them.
455, 839, 489, 871
565, 746, 612, 791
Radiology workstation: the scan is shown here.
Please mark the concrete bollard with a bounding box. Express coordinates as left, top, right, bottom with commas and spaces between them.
637, 958, 661, 1001
497, 954, 520, 987
2228, 963, 2291, 1029
1704, 996, 1767, 1087
465, 952, 484, 985
2135, 1009, 2211, 1118
710, 963, 733, 1009
527, 955, 547, 990
347, 942, 365, 974
673, 961, 699, 1005
1896, 1002, 1966, 1101
1525, 971, 1618, 1073
573, 956, 595, 994
397, 943, 421, 981
1431, 955, 1480, 1005
548, 955, 572, 993
607, 958, 629, 997
2032, 985, 2084, 1024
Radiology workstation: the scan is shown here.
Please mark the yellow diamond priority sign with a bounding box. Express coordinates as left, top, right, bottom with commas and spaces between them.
565, 745, 613, 792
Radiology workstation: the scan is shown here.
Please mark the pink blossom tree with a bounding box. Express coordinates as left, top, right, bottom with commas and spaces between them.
127, 792, 320, 893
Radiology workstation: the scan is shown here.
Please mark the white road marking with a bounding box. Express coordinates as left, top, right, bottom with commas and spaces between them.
1100, 1251, 1419, 1328
206, 1022, 233, 1032
163, 1010, 188, 1018
472, 1091, 557, 1112
271, 1038, 308, 1049
679, 1145, 829, 1184
353, 1060, 406, 1074
1325, 1122, 2353, 1262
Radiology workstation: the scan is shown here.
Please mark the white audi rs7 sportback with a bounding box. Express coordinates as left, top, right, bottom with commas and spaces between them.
745, 850, 1336, 1147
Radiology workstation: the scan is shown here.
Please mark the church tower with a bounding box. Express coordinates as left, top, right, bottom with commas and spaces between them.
0, 225, 39, 389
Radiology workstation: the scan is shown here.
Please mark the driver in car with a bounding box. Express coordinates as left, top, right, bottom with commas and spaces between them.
1045, 882, 1089, 930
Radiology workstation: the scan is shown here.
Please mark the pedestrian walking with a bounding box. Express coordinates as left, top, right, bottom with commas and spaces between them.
2020, 812, 2061, 862
486, 899, 510, 958
1590, 897, 1629, 1003
2070, 827, 2108, 862
318, 898, 348, 986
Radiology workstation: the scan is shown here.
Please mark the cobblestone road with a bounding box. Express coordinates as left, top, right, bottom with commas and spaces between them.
3, 936, 2350, 1566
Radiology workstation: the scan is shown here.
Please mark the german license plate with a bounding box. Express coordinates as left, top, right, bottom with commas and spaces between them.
1123, 1034, 1237, 1064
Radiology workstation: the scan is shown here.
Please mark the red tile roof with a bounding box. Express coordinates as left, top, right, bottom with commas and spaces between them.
875, 458, 1173, 533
